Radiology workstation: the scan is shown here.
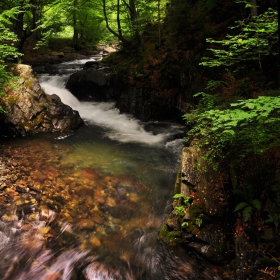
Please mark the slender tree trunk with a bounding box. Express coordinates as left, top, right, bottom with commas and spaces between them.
277, 0, 280, 86
72, 0, 80, 50
102, 0, 129, 46
158, 0, 161, 46
123, 0, 141, 45
250, 0, 257, 16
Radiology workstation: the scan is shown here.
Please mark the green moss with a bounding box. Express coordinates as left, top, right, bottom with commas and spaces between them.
159, 224, 182, 245
24, 79, 34, 89
39, 102, 50, 111
188, 204, 205, 220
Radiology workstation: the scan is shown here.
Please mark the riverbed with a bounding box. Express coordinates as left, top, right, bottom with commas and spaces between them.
0, 56, 233, 280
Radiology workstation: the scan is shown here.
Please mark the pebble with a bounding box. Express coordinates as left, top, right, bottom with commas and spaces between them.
106, 197, 116, 207
43, 271, 62, 280
79, 219, 95, 230
81, 167, 100, 180
91, 210, 104, 224
90, 236, 101, 247
2, 213, 17, 222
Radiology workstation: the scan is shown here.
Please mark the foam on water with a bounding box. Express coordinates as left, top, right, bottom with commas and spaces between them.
40, 75, 175, 145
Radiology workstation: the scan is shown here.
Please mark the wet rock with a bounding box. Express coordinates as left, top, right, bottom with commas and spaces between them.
106, 197, 116, 207
166, 218, 180, 231
21, 204, 36, 215
116, 174, 136, 188
28, 213, 38, 222
2, 213, 17, 222
43, 165, 61, 178
79, 219, 95, 230
128, 193, 139, 203
77, 187, 94, 197
107, 204, 135, 220
31, 170, 48, 180
91, 210, 104, 224
0, 183, 7, 191
40, 205, 57, 223
66, 69, 108, 101
116, 187, 127, 197
90, 236, 101, 247
43, 271, 62, 280
81, 167, 100, 180
95, 196, 106, 204
33, 64, 59, 75
115, 85, 181, 121
83, 61, 99, 70
0, 64, 83, 138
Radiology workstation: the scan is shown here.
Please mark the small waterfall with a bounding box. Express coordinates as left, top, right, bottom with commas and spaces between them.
40, 74, 184, 145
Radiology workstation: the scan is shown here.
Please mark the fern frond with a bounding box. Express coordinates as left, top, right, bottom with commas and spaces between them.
234, 202, 249, 212
242, 206, 252, 222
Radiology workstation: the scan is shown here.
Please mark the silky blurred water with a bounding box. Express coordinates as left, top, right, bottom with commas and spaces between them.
0, 57, 228, 280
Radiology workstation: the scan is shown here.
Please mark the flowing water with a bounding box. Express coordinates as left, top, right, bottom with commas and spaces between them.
0, 56, 230, 280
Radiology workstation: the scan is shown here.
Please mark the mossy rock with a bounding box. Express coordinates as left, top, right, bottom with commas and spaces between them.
159, 224, 182, 245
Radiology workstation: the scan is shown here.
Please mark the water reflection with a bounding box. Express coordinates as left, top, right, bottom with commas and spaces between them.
0, 56, 229, 279
0, 129, 230, 279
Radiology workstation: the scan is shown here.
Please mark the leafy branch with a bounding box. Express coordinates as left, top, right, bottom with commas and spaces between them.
234, 199, 261, 222
200, 8, 278, 69
184, 95, 280, 169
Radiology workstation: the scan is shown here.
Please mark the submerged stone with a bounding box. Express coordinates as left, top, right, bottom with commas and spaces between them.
81, 167, 100, 180
79, 219, 95, 230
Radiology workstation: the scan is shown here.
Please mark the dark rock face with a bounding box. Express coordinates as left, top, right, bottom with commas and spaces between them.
33, 64, 59, 75
116, 86, 181, 121
66, 69, 116, 101
160, 146, 231, 264
0, 64, 83, 138
66, 66, 181, 121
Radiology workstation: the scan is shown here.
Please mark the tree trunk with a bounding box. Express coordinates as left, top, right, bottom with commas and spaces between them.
250, 0, 257, 16
277, 0, 280, 86
158, 0, 161, 46
102, 0, 129, 47
72, 0, 80, 50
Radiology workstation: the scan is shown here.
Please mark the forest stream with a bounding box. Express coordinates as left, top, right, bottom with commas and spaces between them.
0, 55, 233, 280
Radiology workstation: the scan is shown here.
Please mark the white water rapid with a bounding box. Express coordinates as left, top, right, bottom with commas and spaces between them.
39, 74, 182, 145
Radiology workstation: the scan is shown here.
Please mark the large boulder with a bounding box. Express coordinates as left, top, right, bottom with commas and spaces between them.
0, 64, 83, 137
66, 68, 181, 121
66, 68, 116, 101
32, 63, 59, 75
115, 86, 182, 121
159, 146, 232, 264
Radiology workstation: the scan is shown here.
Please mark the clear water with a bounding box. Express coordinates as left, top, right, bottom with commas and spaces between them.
0, 57, 229, 280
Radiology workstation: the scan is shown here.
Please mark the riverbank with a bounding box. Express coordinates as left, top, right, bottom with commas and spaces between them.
160, 145, 280, 280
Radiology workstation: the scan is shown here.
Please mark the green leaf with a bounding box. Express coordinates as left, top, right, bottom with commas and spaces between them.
243, 206, 252, 222
223, 129, 235, 135
245, 4, 253, 8
173, 193, 183, 199
250, 199, 261, 210
234, 202, 249, 212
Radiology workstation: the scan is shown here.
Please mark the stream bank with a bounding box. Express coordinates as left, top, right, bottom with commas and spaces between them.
0, 64, 83, 138
160, 145, 280, 279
